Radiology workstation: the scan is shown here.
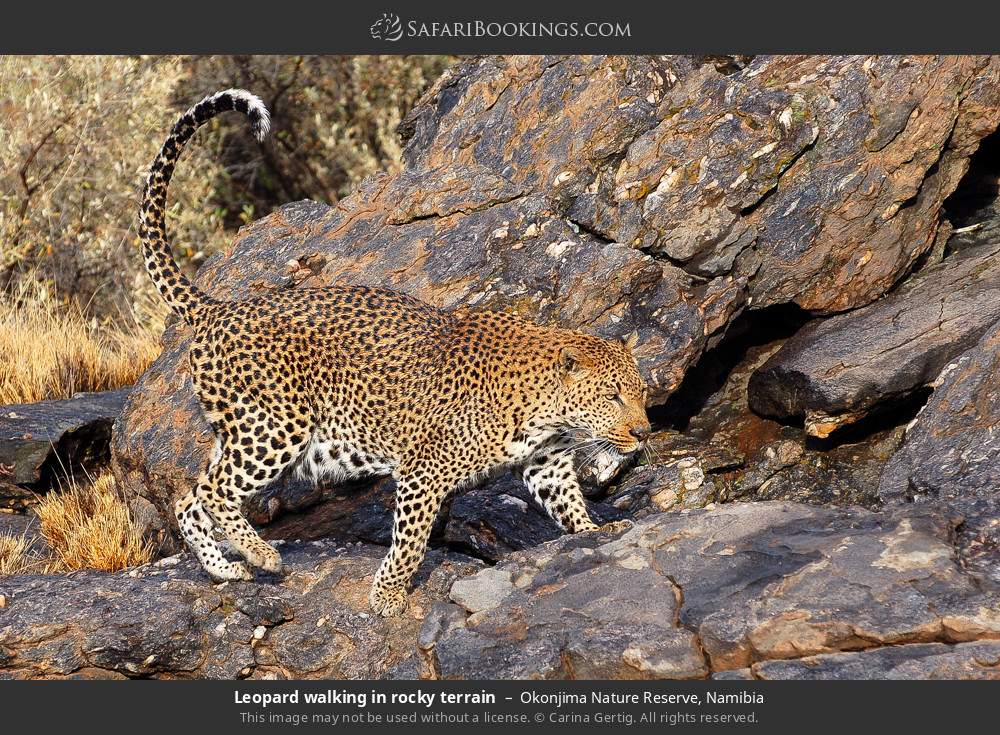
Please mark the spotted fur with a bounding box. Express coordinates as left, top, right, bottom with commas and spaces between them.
141, 90, 651, 616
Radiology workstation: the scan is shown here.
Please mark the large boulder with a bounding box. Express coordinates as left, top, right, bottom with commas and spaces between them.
113, 54, 1000, 544
747, 242, 1000, 437
1, 390, 128, 509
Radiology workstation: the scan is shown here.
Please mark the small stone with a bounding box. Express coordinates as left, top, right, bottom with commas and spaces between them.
449, 568, 515, 613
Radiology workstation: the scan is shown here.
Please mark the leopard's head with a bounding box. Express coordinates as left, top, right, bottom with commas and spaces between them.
553, 332, 650, 454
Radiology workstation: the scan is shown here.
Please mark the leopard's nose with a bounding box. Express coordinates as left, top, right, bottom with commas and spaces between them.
630, 424, 652, 441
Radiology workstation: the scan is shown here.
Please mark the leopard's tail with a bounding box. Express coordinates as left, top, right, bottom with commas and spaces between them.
139, 89, 270, 325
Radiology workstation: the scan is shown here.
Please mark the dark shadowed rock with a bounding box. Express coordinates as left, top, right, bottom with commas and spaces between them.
0, 390, 129, 507
442, 474, 624, 562
880, 324, 1000, 504
259, 472, 624, 565
0, 542, 480, 680
748, 242, 1000, 437
606, 461, 716, 514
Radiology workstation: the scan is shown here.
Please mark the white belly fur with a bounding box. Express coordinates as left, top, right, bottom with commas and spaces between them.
295, 435, 395, 484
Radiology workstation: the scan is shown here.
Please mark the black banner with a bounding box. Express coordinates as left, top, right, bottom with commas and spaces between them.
2, 679, 995, 732
2, 0, 1000, 53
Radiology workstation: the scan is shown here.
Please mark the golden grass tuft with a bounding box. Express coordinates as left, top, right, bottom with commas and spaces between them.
0, 285, 161, 404
35, 471, 153, 573
0, 531, 41, 575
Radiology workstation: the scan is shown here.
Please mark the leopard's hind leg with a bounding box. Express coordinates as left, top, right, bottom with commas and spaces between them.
174, 436, 255, 581
175, 481, 252, 581
195, 411, 309, 575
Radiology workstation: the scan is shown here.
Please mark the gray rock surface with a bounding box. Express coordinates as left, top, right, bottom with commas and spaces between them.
0, 542, 480, 680
422, 501, 1000, 677
3, 500, 1000, 679
880, 323, 1000, 504
746, 640, 1000, 679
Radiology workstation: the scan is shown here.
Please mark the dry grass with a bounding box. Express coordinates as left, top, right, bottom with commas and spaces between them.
0, 531, 42, 575
35, 471, 153, 572
0, 283, 161, 404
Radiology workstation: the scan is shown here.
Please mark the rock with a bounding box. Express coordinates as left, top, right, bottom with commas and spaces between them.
422, 527, 709, 680
642, 431, 743, 474
608, 461, 716, 514
727, 434, 896, 508
951, 499, 1000, 588
0, 512, 46, 560
422, 501, 1000, 677
725, 439, 804, 500
114, 54, 1000, 543
0, 390, 128, 507
0, 512, 40, 540
748, 641, 1000, 680
942, 131, 1000, 255
748, 242, 1000, 437
449, 568, 514, 614
566, 56, 1000, 312
5, 499, 999, 679
259, 477, 396, 547
880, 323, 1000, 504
0, 542, 481, 679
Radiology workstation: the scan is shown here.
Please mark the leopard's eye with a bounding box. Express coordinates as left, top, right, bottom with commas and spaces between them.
607, 393, 624, 406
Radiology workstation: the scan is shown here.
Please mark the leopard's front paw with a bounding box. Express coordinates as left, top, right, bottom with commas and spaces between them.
368, 583, 409, 617
246, 541, 283, 573
206, 560, 254, 583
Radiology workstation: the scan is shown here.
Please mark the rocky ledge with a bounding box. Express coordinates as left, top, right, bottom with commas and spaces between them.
3, 499, 999, 680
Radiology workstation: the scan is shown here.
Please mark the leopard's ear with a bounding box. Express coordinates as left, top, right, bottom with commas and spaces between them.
623, 330, 640, 352
559, 346, 588, 379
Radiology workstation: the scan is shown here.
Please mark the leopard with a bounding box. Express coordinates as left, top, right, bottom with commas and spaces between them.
138, 89, 652, 617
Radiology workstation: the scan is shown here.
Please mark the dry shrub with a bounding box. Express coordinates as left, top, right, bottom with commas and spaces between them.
0, 55, 230, 319
0, 281, 161, 404
35, 471, 153, 572
178, 55, 454, 212
0, 531, 42, 575
1, 55, 453, 326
